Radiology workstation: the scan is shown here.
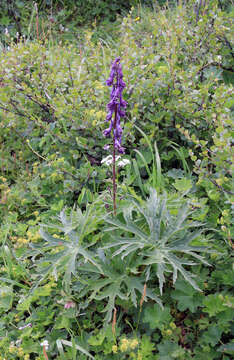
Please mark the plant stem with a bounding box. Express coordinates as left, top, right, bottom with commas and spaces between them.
113, 104, 118, 216
43, 346, 49, 360
35, 3, 39, 40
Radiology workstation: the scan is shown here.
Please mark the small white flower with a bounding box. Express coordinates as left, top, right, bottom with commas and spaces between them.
117, 158, 130, 167
5, 28, 9, 36
59, 24, 65, 32
101, 155, 119, 166
101, 155, 130, 167
40, 340, 49, 350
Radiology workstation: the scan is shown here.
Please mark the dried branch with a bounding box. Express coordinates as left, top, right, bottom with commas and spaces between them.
217, 35, 234, 59
196, 62, 234, 76
209, 178, 234, 196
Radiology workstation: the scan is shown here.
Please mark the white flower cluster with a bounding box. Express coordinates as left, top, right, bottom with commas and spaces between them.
101, 155, 130, 167
40, 340, 49, 350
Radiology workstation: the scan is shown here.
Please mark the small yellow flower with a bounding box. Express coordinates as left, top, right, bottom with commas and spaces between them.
166, 329, 172, 336
18, 347, 24, 356
9, 346, 16, 354
216, 178, 223, 186
112, 345, 118, 353
134, 17, 140, 21
120, 342, 128, 352
170, 322, 176, 330
120, 338, 129, 352
121, 338, 128, 343
50, 172, 57, 180
130, 339, 139, 349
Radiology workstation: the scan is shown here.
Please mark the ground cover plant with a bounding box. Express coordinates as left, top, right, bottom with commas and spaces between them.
0, 0, 233, 359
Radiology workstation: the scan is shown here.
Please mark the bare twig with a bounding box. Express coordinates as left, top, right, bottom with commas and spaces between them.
209, 178, 234, 196
217, 35, 234, 59
196, 62, 234, 76
67, 61, 74, 87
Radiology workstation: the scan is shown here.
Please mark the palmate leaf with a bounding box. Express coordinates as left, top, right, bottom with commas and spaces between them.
143, 304, 172, 330
77, 259, 127, 323
133, 191, 167, 240
42, 200, 107, 241
30, 202, 105, 294
165, 253, 201, 291
124, 276, 162, 308
105, 189, 210, 294
157, 340, 185, 359
78, 256, 161, 324
168, 228, 205, 248
105, 216, 147, 240
39, 229, 68, 247
96, 282, 128, 323
171, 279, 204, 312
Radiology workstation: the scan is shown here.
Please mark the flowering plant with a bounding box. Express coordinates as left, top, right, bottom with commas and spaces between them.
103, 57, 127, 215
103, 57, 127, 154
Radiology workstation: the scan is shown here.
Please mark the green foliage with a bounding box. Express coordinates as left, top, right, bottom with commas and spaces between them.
157, 340, 186, 360
0, 285, 14, 311
133, 125, 163, 195
203, 293, 232, 317
32, 201, 106, 294
171, 279, 204, 313
143, 304, 172, 330
0, 0, 151, 43
105, 189, 210, 293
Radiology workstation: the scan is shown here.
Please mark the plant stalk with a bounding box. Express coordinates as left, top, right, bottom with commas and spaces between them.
43, 345, 49, 360
113, 104, 118, 216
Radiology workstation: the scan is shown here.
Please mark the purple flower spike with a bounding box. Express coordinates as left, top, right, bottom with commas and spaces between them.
103, 127, 112, 137
103, 57, 127, 153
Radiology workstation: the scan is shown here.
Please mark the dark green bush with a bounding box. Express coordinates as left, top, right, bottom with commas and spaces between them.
0, 0, 151, 37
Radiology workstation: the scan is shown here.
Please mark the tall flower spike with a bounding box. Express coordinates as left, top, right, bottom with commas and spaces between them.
103, 58, 127, 153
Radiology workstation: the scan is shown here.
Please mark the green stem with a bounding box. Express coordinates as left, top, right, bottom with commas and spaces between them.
136, 306, 143, 332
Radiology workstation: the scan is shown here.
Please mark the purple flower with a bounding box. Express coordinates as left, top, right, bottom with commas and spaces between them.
103, 58, 127, 153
